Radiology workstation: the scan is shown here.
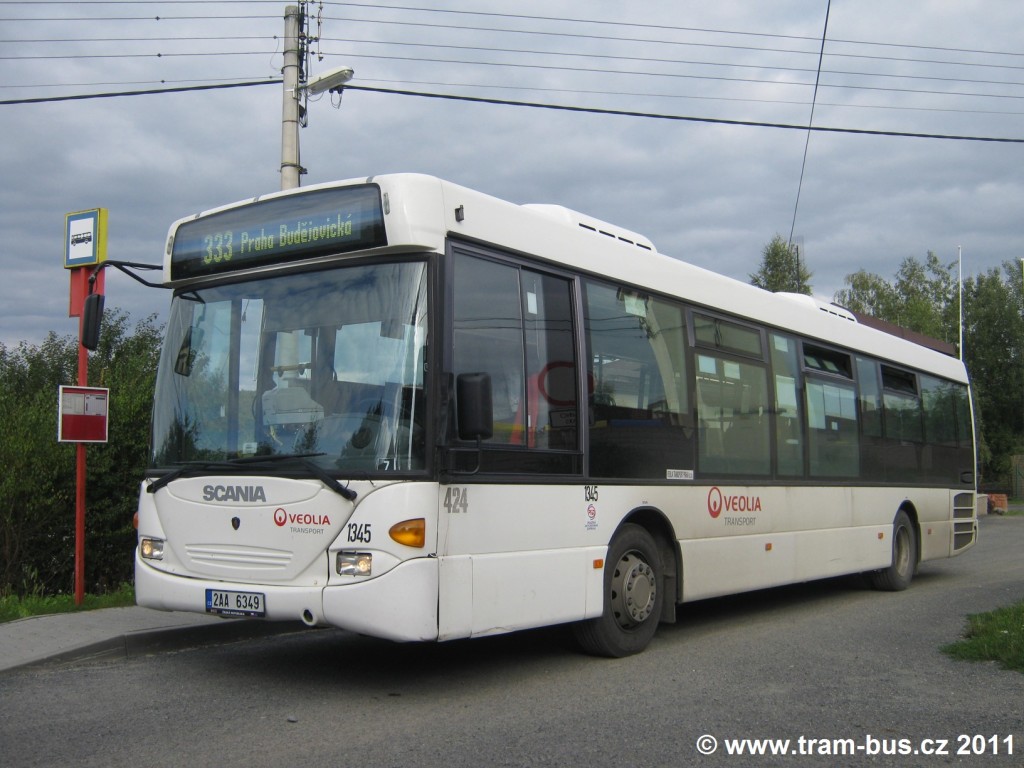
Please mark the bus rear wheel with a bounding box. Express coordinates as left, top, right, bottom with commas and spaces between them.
869, 510, 917, 591
573, 523, 664, 657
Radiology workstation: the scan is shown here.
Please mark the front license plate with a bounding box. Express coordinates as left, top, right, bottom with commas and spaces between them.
205, 589, 265, 617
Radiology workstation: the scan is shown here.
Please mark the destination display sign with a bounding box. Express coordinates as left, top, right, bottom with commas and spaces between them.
170, 184, 387, 280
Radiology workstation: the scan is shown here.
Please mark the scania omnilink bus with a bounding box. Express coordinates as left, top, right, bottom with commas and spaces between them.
132, 174, 977, 656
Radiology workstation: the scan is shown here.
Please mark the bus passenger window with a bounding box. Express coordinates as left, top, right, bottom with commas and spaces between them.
451, 252, 579, 471
882, 366, 923, 443
856, 356, 883, 438
920, 374, 968, 484
805, 379, 858, 477
696, 354, 769, 476
855, 356, 884, 482
879, 365, 924, 483
803, 345, 858, 477
452, 255, 526, 444
585, 281, 692, 479
771, 334, 804, 476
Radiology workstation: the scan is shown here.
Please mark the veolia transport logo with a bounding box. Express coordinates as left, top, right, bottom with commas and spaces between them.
273, 508, 288, 527
707, 486, 723, 518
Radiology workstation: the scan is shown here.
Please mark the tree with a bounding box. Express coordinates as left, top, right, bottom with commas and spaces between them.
961, 265, 1024, 484
750, 234, 813, 294
834, 269, 899, 319
0, 310, 162, 597
0, 334, 77, 595
835, 252, 958, 345
892, 251, 958, 343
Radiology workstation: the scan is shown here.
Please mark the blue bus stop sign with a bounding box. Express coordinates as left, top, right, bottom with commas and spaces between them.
64, 208, 108, 269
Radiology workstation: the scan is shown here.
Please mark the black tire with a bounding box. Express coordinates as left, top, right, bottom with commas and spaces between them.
869, 510, 917, 591
573, 523, 664, 657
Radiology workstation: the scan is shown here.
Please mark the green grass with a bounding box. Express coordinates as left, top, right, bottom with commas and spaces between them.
0, 583, 135, 624
943, 601, 1024, 674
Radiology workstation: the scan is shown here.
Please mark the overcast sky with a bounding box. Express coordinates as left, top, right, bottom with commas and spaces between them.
2, 0, 1023, 349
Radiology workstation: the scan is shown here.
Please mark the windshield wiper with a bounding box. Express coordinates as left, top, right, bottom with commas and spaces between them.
147, 452, 357, 501
292, 456, 358, 501
146, 459, 241, 495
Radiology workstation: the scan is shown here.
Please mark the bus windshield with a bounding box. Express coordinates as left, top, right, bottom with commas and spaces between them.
151, 260, 428, 474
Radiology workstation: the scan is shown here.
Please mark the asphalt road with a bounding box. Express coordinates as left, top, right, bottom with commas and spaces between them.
1, 515, 1022, 768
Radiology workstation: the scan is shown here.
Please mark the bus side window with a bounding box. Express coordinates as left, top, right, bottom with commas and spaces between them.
452, 254, 525, 444
805, 377, 859, 477
519, 271, 577, 451
451, 251, 580, 472
584, 281, 693, 479
696, 354, 769, 476
879, 365, 923, 483
803, 344, 859, 478
771, 334, 804, 476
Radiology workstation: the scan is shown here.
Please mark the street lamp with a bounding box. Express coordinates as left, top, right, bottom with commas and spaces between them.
280, 6, 354, 190
306, 66, 354, 96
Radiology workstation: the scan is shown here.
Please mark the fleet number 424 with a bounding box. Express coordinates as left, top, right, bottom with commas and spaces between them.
443, 487, 469, 513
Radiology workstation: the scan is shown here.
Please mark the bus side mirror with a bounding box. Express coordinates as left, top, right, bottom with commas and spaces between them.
456, 373, 493, 441
81, 293, 105, 351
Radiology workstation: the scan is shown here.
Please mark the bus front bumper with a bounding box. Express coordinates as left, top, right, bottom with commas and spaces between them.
134, 550, 440, 643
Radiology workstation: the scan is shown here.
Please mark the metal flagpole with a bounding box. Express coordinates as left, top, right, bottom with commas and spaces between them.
958, 245, 963, 361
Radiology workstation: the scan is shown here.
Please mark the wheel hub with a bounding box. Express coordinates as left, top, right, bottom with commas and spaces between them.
612, 551, 656, 628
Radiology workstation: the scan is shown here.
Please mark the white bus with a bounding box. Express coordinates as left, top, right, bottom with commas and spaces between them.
133, 173, 977, 657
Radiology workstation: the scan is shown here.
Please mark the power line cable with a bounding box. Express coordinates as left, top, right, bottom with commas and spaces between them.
323, 2, 1024, 61
8, 31, 1024, 92
8, 2, 1024, 63
0, 78, 277, 104
7, 38, 1024, 96
10, 14, 1024, 78
2, 77, 1023, 144
6, 5, 1024, 87
3, 4, 1023, 125
5, 72, 1024, 119
312, 37, 1024, 89
315, 13, 1024, 74
310, 48, 1024, 102
5, 43, 1024, 107
343, 83, 1024, 143
788, 0, 831, 285
348, 77, 1024, 116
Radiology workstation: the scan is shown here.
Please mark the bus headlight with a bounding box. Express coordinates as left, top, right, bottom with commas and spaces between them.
140, 537, 164, 560
337, 551, 372, 576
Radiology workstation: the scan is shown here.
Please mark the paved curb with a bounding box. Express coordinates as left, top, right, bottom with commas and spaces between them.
6, 618, 312, 673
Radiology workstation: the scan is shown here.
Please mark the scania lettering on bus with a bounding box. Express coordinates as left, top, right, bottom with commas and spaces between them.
202, 485, 268, 503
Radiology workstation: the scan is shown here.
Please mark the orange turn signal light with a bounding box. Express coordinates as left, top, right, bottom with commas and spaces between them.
389, 518, 426, 548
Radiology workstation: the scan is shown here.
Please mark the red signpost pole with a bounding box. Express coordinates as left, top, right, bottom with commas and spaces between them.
75, 444, 87, 605
64, 207, 108, 607
74, 272, 90, 606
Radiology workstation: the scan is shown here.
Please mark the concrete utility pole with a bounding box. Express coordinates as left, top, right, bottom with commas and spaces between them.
280, 4, 302, 190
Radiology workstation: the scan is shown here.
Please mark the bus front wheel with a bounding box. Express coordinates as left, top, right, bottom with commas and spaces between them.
573, 523, 664, 657
869, 510, 917, 591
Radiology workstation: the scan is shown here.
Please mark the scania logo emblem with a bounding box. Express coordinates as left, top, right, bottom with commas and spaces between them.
231, 517, 241, 530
